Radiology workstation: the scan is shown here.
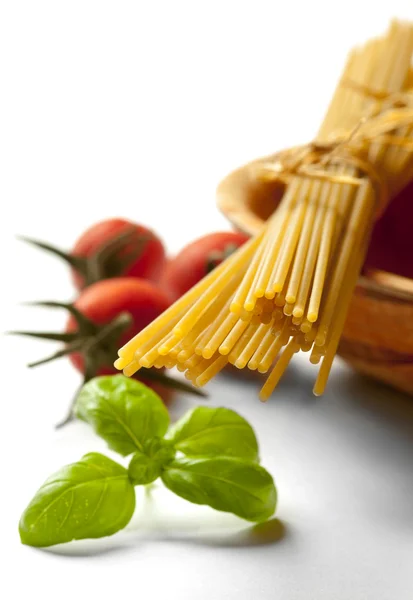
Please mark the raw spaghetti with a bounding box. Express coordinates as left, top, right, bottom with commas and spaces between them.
116, 20, 413, 399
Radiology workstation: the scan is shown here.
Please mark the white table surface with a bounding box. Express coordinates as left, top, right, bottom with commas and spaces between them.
1, 2, 413, 599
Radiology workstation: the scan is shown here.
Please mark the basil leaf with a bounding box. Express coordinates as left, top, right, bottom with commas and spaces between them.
19, 453, 135, 547
166, 407, 259, 461
128, 438, 176, 485
161, 456, 276, 522
75, 375, 170, 456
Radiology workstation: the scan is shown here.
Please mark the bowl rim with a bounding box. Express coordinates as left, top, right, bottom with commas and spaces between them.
216, 155, 413, 304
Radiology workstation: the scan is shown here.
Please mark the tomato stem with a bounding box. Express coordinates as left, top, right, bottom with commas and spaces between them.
18, 236, 86, 269
7, 331, 78, 343
140, 368, 207, 397
19, 229, 151, 288
205, 243, 240, 274
25, 301, 97, 332
27, 342, 85, 368
14, 303, 207, 429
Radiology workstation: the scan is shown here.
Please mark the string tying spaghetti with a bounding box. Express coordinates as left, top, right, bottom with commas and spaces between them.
257, 85, 413, 218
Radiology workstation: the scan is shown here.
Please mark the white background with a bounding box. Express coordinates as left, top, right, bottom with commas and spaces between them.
1, 2, 413, 599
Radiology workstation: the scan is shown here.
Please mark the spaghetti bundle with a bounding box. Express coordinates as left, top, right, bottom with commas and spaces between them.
116, 21, 413, 399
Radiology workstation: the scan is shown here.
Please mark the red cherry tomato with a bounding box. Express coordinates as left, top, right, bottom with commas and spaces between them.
71, 218, 166, 289
67, 277, 170, 375
67, 277, 173, 404
160, 231, 250, 301
16, 276, 209, 418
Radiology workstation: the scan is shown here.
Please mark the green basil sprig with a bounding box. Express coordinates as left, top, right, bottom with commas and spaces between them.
19, 375, 277, 548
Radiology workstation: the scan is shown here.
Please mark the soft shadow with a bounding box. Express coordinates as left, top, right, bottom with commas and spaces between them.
248, 517, 286, 545
39, 538, 131, 558
218, 366, 263, 385
341, 371, 413, 440
142, 517, 288, 549
218, 361, 317, 405
339, 371, 413, 532
271, 362, 317, 403
194, 517, 287, 549
221, 364, 267, 383
38, 518, 287, 557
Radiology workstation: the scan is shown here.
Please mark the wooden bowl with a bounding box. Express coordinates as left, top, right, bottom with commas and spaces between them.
217, 154, 413, 396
